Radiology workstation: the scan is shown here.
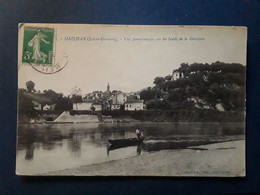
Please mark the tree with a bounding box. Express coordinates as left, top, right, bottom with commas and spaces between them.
18, 88, 36, 117
165, 75, 172, 81
210, 61, 222, 72
43, 89, 62, 102
70, 86, 82, 97
154, 89, 163, 99
26, 80, 35, 92
55, 96, 73, 111
71, 95, 83, 103
140, 89, 156, 101
70, 86, 83, 103
168, 88, 187, 102
146, 99, 171, 110
178, 63, 189, 76
188, 63, 205, 73
153, 77, 165, 86
208, 72, 223, 84
112, 90, 118, 93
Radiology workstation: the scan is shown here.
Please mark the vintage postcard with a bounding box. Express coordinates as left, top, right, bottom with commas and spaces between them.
17, 24, 247, 176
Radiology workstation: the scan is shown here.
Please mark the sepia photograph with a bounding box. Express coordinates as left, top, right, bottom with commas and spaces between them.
16, 24, 247, 176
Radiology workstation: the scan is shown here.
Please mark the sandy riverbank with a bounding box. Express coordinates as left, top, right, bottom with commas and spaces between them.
46, 140, 245, 177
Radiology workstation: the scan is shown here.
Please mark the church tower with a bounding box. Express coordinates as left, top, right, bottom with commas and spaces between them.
104, 82, 111, 97
107, 83, 110, 92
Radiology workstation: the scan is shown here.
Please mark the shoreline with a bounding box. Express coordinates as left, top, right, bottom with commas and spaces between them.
18, 121, 245, 125
44, 140, 245, 177
18, 109, 245, 124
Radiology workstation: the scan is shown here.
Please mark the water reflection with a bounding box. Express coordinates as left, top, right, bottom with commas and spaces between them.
25, 144, 34, 160
16, 122, 245, 174
137, 144, 142, 155
17, 122, 245, 161
67, 130, 82, 158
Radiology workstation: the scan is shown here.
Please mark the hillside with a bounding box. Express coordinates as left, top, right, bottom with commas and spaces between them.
140, 61, 246, 112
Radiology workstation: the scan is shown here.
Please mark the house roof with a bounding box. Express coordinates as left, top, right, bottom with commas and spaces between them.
125, 100, 144, 104
92, 91, 103, 94
43, 103, 56, 106
81, 100, 94, 103
127, 95, 138, 101
92, 102, 102, 105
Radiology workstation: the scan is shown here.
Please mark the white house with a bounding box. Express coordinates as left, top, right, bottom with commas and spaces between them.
112, 92, 127, 105
125, 100, 144, 111
215, 103, 225, 112
92, 103, 102, 111
73, 102, 92, 111
43, 104, 56, 111
91, 91, 103, 99
111, 104, 121, 110
32, 100, 42, 110
84, 91, 103, 100
171, 71, 184, 81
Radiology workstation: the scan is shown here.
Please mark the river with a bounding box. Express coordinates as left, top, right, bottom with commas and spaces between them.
16, 122, 245, 175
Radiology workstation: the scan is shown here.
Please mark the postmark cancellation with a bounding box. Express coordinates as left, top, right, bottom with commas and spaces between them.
21, 26, 68, 74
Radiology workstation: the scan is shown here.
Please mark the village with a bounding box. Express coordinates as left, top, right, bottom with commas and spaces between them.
31, 70, 185, 113
19, 69, 194, 123
73, 83, 145, 112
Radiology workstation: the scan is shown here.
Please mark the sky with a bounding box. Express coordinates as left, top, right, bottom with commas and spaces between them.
18, 24, 247, 96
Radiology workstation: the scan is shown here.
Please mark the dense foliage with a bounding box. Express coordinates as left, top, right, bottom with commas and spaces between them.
140, 62, 246, 111
18, 85, 73, 118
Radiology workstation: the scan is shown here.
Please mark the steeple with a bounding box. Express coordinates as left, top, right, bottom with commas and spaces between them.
107, 82, 110, 92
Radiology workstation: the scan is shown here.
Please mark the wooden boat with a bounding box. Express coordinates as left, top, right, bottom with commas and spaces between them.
108, 137, 145, 146
107, 142, 143, 155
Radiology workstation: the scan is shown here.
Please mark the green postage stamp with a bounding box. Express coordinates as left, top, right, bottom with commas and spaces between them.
21, 25, 68, 74
22, 27, 54, 65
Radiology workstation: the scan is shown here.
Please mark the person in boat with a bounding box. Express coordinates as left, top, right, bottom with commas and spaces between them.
136, 129, 141, 139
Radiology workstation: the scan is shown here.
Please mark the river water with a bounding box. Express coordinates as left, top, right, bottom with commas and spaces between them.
16, 122, 245, 174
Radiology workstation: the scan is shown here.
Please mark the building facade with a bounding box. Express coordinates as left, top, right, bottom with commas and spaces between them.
112, 92, 127, 105
78, 83, 145, 111
43, 104, 56, 111
171, 71, 184, 81
73, 102, 92, 111
92, 103, 102, 111
32, 100, 42, 110
125, 100, 144, 111
111, 104, 121, 110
